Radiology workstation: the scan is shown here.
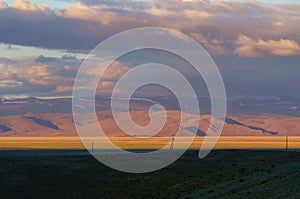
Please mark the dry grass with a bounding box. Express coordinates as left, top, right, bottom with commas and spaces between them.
0, 136, 299, 150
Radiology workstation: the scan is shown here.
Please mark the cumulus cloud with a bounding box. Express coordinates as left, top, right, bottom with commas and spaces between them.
191, 32, 226, 55
12, 0, 50, 12
0, 0, 8, 9
234, 35, 300, 57
18, 65, 53, 81
0, 53, 131, 96
16, 64, 74, 89
55, 2, 119, 25
0, 55, 82, 95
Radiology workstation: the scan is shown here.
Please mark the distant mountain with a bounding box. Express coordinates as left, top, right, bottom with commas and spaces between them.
1, 96, 300, 117
0, 97, 73, 116
0, 96, 299, 137
0, 111, 299, 137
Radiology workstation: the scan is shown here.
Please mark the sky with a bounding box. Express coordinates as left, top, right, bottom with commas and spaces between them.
1, 0, 300, 100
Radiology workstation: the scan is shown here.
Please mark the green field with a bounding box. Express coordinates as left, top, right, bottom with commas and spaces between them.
0, 150, 299, 199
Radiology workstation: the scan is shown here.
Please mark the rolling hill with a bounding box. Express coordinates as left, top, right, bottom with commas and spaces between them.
0, 110, 299, 137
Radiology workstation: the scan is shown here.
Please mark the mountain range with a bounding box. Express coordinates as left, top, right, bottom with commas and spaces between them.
0, 96, 299, 137
0, 110, 299, 137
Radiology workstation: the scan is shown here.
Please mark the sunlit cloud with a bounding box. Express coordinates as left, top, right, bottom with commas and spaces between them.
0, 0, 8, 9
12, 0, 50, 12
0, 0, 299, 56
55, 2, 120, 25
234, 35, 300, 57
0, 80, 23, 88
0, 54, 81, 96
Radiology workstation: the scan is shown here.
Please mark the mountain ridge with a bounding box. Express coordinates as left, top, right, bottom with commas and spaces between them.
0, 111, 299, 137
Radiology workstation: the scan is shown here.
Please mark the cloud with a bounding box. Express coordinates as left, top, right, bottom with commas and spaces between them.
0, 80, 23, 88
0, 71, 13, 81
184, 10, 212, 18
0, 54, 130, 96
191, 32, 226, 55
234, 35, 300, 57
99, 81, 115, 89
55, 2, 118, 25
12, 0, 50, 12
19, 65, 53, 79
54, 85, 74, 93
35, 55, 57, 63
101, 62, 130, 79
0, 55, 82, 96
0, 0, 300, 57
0, 0, 7, 9
35, 54, 80, 64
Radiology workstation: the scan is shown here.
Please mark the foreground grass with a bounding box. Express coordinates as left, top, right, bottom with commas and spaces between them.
0, 150, 299, 199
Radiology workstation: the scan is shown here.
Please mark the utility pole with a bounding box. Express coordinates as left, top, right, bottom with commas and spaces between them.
92, 141, 94, 154
285, 136, 288, 150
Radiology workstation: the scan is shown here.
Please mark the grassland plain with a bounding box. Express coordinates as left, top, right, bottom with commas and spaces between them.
0, 150, 299, 199
0, 136, 300, 150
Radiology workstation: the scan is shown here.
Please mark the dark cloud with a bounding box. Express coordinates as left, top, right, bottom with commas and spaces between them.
35, 54, 80, 63
0, 0, 299, 56
35, 55, 57, 63
0, 8, 106, 50
213, 55, 300, 98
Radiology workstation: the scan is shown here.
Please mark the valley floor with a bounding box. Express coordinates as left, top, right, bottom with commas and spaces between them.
0, 136, 300, 150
